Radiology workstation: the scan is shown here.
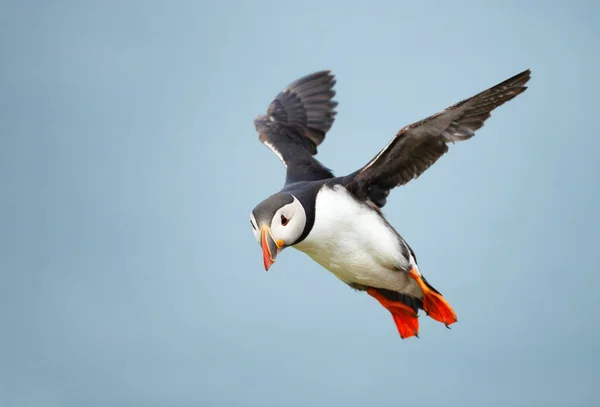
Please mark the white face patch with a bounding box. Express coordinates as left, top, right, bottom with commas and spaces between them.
249, 195, 306, 247
269, 196, 306, 247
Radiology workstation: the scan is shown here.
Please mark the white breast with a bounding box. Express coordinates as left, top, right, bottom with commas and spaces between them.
294, 185, 418, 294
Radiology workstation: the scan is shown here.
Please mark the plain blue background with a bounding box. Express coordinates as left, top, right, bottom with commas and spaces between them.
2, 1, 599, 406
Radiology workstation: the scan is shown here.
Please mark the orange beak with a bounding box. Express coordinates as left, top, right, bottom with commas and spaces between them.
261, 225, 284, 271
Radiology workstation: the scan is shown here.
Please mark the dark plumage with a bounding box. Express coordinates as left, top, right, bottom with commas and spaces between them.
254, 71, 338, 184
346, 69, 531, 207
255, 69, 530, 206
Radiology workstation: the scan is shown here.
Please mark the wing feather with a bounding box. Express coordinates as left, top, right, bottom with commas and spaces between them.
346, 69, 531, 207
255, 71, 338, 184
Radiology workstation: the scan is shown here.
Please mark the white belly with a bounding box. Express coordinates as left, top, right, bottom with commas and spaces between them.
293, 185, 419, 295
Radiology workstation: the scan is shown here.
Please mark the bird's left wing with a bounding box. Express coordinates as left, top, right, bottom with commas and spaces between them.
345, 69, 531, 208
254, 71, 338, 185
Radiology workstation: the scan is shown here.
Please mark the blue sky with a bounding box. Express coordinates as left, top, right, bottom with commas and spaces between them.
1, 1, 599, 406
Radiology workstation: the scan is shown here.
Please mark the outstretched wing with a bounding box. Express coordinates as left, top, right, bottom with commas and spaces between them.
254, 71, 338, 185
345, 69, 531, 208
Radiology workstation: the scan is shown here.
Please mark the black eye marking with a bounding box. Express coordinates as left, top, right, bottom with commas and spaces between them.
250, 220, 256, 230
281, 214, 289, 226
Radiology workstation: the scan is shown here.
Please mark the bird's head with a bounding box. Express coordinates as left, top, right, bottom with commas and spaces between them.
250, 192, 306, 271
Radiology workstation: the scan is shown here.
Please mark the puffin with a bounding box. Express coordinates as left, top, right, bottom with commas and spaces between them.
250, 69, 530, 339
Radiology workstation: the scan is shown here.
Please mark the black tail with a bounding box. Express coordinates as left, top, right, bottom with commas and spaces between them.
374, 287, 423, 314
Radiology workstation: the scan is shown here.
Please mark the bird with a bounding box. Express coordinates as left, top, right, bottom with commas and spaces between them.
250, 69, 530, 339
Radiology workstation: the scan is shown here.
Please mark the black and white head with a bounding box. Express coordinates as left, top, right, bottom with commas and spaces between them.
250, 192, 307, 270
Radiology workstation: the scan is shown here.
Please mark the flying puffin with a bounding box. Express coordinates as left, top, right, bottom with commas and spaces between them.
250, 69, 530, 339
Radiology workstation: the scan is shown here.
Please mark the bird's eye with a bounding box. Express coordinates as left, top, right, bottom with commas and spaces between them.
250, 220, 256, 230
281, 215, 289, 226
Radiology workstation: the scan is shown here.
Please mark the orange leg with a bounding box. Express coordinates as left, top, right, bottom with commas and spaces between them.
408, 268, 458, 327
367, 288, 419, 339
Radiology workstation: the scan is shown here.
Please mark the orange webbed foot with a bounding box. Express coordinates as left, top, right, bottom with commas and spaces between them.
408, 269, 458, 327
367, 288, 419, 339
